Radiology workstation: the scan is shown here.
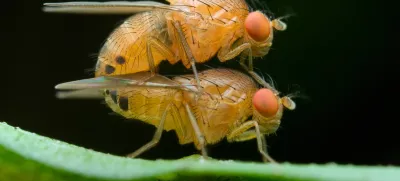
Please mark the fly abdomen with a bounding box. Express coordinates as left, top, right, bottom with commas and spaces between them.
103, 87, 182, 132
95, 10, 172, 77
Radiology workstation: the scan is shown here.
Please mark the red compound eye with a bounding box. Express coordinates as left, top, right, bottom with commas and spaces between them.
245, 11, 271, 42
253, 88, 279, 117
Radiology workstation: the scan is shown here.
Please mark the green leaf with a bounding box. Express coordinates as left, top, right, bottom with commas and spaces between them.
0, 122, 399, 181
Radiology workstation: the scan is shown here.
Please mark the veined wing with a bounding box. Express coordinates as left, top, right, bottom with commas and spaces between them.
43, 1, 186, 14
55, 72, 197, 99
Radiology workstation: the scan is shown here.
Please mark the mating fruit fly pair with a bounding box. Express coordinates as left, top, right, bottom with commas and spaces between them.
45, 0, 296, 162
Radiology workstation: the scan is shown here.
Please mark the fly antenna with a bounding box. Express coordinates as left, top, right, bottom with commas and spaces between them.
286, 84, 310, 102
274, 13, 296, 21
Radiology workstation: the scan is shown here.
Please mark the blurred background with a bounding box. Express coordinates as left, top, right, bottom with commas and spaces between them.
2, 0, 396, 165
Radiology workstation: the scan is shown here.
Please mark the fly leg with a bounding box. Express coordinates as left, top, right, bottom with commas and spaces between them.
135, 36, 177, 85
172, 21, 202, 94
227, 121, 277, 163
133, 36, 178, 84
184, 102, 208, 159
126, 102, 175, 158
260, 135, 270, 163
139, 36, 177, 85
240, 54, 278, 95
146, 36, 175, 76
217, 44, 278, 94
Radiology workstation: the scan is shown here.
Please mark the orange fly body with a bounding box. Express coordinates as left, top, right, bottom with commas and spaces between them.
55, 68, 296, 162
43, 0, 288, 91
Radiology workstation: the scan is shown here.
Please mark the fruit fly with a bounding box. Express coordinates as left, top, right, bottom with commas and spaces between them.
55, 68, 296, 162
43, 0, 288, 92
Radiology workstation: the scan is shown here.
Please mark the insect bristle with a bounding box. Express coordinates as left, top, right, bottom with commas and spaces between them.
84, 52, 101, 76
285, 84, 310, 102
203, 63, 219, 70
84, 68, 96, 76
271, 6, 297, 22
250, 66, 276, 89
247, 0, 274, 18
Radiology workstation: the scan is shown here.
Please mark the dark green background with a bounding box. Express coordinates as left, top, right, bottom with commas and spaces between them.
2, 0, 395, 165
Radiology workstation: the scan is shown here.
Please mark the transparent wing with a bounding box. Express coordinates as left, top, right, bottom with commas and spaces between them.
56, 89, 105, 99
55, 72, 197, 99
43, 1, 184, 14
